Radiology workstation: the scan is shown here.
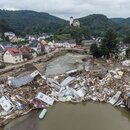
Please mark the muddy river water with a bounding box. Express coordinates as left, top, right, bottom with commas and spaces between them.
1, 53, 130, 130
2, 103, 130, 130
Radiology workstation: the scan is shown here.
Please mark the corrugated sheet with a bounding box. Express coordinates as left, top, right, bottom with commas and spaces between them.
10, 75, 33, 88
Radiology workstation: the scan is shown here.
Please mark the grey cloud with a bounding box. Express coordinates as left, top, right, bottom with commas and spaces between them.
0, 0, 130, 19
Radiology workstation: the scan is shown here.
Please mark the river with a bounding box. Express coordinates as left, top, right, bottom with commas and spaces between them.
3, 102, 130, 130
45, 53, 87, 76
1, 53, 130, 130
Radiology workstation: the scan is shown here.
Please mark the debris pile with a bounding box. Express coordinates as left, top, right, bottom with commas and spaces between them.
1, 60, 130, 126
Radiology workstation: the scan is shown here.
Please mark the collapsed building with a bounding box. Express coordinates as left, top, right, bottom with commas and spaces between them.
0, 59, 130, 126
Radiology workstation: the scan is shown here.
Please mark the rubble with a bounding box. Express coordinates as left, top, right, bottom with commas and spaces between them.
109, 91, 121, 105
1, 59, 130, 126
122, 60, 130, 66
36, 92, 54, 106
0, 96, 14, 112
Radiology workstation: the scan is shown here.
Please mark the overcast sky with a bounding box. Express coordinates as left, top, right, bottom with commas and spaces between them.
0, 0, 130, 20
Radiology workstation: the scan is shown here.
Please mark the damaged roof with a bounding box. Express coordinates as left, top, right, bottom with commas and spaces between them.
9, 75, 33, 88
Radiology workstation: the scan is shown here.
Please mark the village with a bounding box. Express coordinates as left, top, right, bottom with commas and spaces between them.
0, 31, 130, 123
0, 17, 130, 128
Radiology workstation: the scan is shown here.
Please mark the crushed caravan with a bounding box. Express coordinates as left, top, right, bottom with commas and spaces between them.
36, 92, 54, 105
109, 91, 122, 105
0, 96, 14, 112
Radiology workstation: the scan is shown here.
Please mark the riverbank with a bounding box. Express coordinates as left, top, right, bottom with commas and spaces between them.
0, 48, 67, 77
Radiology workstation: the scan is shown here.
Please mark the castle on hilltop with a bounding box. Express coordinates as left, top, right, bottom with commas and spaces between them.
69, 16, 80, 27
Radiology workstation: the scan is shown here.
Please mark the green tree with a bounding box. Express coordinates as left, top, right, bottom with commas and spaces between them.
100, 29, 118, 58
0, 19, 13, 35
70, 26, 89, 45
123, 36, 130, 43
90, 43, 102, 58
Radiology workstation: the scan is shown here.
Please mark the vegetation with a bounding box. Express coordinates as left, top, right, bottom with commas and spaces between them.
123, 36, 130, 43
56, 25, 90, 44
126, 48, 130, 58
0, 10, 130, 38
0, 9, 66, 35
90, 29, 118, 58
90, 44, 102, 58
79, 14, 114, 37
100, 29, 118, 58
69, 26, 89, 44
0, 19, 13, 34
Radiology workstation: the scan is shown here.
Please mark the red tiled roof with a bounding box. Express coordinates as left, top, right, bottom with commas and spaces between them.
7, 48, 22, 57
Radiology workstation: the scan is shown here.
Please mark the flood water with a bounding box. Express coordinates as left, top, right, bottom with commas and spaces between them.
45, 53, 86, 76
2, 102, 130, 130
1, 53, 130, 130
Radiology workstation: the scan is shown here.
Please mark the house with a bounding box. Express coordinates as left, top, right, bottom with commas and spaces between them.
4, 32, 18, 43
68, 39, 76, 48
3, 48, 23, 64
81, 40, 94, 45
41, 40, 48, 46
10, 36, 18, 43
0, 42, 18, 51
20, 46, 33, 60
38, 33, 51, 40
28, 40, 45, 54
70, 17, 80, 27
81, 40, 95, 53
20, 46, 37, 60
41, 40, 51, 53
4, 32, 15, 38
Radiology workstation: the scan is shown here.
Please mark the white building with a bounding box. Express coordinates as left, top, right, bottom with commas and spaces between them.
29, 40, 45, 54
3, 48, 23, 64
4, 32, 15, 38
69, 16, 80, 27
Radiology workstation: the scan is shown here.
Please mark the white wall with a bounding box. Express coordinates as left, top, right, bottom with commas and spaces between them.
30, 43, 41, 54
3, 51, 23, 64
37, 43, 42, 54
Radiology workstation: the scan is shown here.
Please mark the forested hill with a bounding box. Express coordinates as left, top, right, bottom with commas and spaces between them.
78, 14, 115, 36
0, 9, 66, 35
0, 10, 130, 37
78, 14, 130, 36
111, 17, 130, 25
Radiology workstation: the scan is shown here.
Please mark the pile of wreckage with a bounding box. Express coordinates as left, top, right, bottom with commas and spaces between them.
1, 60, 130, 126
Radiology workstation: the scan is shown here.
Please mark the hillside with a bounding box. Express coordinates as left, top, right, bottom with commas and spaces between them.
111, 18, 125, 24
0, 10, 67, 35
78, 14, 117, 36
77, 14, 130, 37
111, 18, 130, 25
0, 10, 130, 37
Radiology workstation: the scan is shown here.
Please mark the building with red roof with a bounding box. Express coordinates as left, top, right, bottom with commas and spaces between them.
3, 48, 23, 64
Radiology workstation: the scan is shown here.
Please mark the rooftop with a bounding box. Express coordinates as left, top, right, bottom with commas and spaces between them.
7, 48, 22, 57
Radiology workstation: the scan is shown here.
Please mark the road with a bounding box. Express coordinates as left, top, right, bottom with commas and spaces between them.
0, 48, 66, 75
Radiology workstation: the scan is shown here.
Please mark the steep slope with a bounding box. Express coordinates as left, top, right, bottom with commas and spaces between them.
111, 17, 130, 25
111, 18, 125, 24
0, 10, 66, 34
78, 14, 115, 36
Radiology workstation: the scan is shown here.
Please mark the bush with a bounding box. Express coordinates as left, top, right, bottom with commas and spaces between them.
0, 63, 6, 69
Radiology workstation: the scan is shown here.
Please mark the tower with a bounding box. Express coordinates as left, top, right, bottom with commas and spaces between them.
70, 16, 74, 26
